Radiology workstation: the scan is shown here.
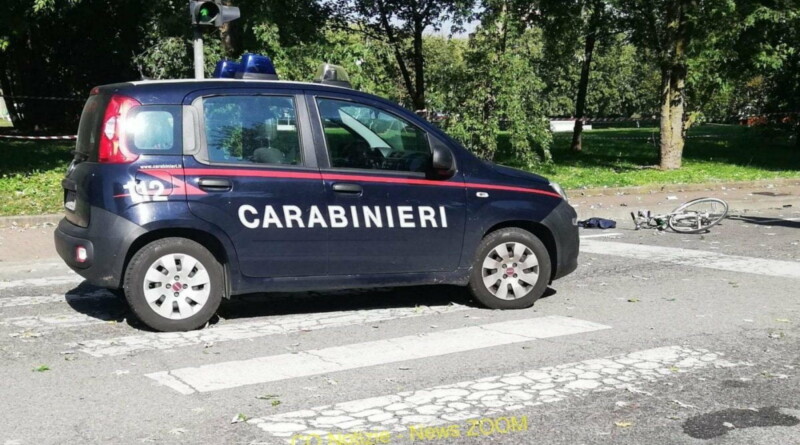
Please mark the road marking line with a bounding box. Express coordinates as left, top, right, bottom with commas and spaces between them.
0, 289, 111, 308
248, 346, 735, 440
0, 274, 83, 290
72, 304, 470, 357
146, 316, 610, 394
581, 240, 800, 279
1, 312, 110, 330
580, 232, 623, 239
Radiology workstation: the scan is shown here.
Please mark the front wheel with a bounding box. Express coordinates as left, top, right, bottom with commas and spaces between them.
468, 228, 552, 310
123, 238, 224, 332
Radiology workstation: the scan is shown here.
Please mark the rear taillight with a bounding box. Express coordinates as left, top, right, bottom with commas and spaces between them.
98, 94, 141, 164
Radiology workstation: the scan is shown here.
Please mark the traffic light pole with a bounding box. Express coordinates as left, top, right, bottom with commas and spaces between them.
193, 27, 204, 79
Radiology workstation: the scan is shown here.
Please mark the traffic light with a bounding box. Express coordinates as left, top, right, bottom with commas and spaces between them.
189, 1, 240, 27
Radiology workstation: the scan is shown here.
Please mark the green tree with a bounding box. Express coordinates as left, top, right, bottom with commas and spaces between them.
332, 0, 473, 110
619, 0, 738, 170
538, 0, 620, 152
444, 0, 552, 167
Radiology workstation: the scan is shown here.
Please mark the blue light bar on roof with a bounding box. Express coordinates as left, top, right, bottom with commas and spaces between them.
235, 53, 278, 80
212, 60, 241, 78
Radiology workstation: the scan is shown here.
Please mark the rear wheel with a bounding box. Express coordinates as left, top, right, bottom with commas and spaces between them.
123, 238, 224, 332
468, 228, 551, 309
668, 197, 728, 234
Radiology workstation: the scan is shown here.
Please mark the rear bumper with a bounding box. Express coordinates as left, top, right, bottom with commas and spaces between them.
54, 206, 146, 288
543, 200, 579, 280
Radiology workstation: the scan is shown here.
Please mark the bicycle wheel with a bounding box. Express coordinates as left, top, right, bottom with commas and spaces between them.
668, 197, 729, 234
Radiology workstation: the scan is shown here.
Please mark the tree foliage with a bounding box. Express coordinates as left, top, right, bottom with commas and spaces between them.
443, 1, 552, 167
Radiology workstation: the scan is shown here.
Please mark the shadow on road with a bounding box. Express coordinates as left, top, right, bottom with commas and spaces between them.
727, 215, 800, 229
63, 281, 557, 330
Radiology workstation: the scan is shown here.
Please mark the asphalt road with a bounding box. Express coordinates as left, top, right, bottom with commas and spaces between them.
1, 207, 799, 445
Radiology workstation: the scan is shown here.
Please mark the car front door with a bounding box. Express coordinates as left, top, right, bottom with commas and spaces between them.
184, 90, 328, 278
308, 94, 467, 275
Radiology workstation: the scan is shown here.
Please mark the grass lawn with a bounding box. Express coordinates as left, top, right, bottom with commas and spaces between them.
1, 124, 798, 216
0, 120, 12, 127
0, 139, 72, 216
502, 124, 800, 189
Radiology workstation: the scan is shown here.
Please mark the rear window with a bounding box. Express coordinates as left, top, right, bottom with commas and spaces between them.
75, 94, 106, 157
75, 97, 182, 158
126, 106, 181, 154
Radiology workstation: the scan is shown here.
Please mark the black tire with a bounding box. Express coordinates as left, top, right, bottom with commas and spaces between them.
468, 228, 552, 309
123, 237, 224, 332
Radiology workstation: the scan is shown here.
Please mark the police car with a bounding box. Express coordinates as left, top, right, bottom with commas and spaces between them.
54, 54, 578, 332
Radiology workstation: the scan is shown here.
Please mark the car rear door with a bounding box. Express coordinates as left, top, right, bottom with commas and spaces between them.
182, 88, 328, 278
307, 92, 467, 275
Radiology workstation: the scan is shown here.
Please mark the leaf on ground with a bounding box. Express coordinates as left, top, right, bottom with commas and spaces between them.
271, 400, 281, 407
231, 413, 249, 424
775, 318, 790, 323
615, 421, 634, 428
32, 365, 50, 372
256, 394, 280, 400
627, 298, 640, 303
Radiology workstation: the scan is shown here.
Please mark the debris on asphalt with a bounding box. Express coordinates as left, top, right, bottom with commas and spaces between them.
673, 400, 696, 409
32, 365, 50, 372
231, 413, 249, 424
615, 421, 634, 428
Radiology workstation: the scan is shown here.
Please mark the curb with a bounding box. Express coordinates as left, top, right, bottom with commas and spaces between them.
574, 197, 800, 222
567, 178, 800, 197
0, 213, 62, 228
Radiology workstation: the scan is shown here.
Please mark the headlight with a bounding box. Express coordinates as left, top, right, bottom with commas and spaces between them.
549, 182, 568, 201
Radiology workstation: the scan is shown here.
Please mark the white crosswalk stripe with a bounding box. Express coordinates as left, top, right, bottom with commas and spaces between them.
146, 316, 610, 394
248, 346, 736, 442
0, 289, 111, 308
1, 313, 109, 330
0, 274, 83, 290
70, 304, 470, 357
581, 240, 800, 279
579, 232, 623, 239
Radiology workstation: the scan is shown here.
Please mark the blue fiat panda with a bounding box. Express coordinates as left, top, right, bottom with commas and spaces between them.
54, 57, 578, 332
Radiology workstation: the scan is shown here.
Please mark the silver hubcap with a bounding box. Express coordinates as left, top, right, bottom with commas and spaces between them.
143, 254, 210, 320
481, 242, 539, 300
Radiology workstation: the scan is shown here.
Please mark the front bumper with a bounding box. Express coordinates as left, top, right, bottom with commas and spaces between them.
542, 200, 579, 280
54, 206, 146, 288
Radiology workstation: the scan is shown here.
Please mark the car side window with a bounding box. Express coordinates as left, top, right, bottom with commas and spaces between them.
316, 98, 431, 173
203, 95, 301, 166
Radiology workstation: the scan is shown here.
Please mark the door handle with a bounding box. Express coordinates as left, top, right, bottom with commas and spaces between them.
332, 183, 363, 194
198, 178, 232, 192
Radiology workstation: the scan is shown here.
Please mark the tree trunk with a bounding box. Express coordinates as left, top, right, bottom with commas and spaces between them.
658, 0, 692, 170
570, 22, 598, 152
375, 0, 417, 108
659, 64, 687, 170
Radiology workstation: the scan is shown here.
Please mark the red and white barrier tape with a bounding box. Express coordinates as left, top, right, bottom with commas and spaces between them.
0, 134, 77, 140
0, 95, 84, 102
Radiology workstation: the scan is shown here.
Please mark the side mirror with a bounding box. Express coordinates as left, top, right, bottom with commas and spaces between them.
430, 138, 456, 180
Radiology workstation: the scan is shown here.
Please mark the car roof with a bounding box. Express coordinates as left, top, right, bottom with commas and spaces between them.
97, 79, 383, 106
